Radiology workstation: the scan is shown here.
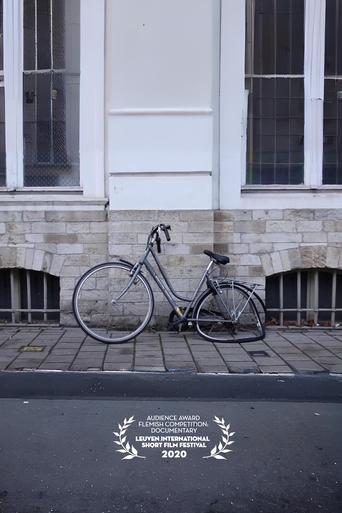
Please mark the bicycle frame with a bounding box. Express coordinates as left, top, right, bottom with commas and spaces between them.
122, 243, 214, 320
120, 241, 260, 325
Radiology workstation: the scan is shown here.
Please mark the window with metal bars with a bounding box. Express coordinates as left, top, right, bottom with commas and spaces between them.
0, 0, 5, 186
266, 269, 342, 327
0, 269, 60, 324
245, 0, 305, 185
23, 0, 80, 187
323, 0, 342, 184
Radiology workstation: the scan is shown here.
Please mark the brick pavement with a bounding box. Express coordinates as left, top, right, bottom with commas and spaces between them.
1, 326, 342, 374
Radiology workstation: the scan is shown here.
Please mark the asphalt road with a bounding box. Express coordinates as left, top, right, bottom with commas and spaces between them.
0, 393, 341, 513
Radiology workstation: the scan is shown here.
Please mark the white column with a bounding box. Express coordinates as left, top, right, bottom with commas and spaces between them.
79, 0, 105, 198
304, 0, 326, 187
219, 0, 246, 209
3, 0, 23, 188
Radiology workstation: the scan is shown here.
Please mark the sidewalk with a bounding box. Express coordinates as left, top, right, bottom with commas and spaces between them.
1, 326, 342, 375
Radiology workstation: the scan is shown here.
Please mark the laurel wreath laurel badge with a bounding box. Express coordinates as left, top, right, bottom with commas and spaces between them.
202, 416, 235, 460
113, 416, 146, 460
113, 415, 234, 460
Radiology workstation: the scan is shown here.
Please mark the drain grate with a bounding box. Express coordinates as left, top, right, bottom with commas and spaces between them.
19, 346, 45, 353
247, 350, 270, 357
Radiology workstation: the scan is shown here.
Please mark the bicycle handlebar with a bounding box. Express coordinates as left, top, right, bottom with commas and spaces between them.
149, 224, 172, 252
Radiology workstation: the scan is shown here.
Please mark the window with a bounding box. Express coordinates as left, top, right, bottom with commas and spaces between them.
0, 269, 60, 324
245, 0, 342, 187
266, 269, 342, 327
23, 0, 80, 186
1, 0, 81, 189
245, 0, 305, 185
323, 0, 342, 184
0, 0, 5, 186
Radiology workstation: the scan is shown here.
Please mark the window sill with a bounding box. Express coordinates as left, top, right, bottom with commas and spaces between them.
242, 185, 342, 194
0, 187, 83, 195
0, 189, 108, 210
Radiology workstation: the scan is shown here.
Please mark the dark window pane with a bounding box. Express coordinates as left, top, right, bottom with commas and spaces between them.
0, 87, 5, 186
53, 0, 65, 68
246, 77, 304, 184
247, 0, 304, 75
325, 0, 342, 76
37, 0, 51, 69
0, 270, 11, 323
24, 0, 35, 70
323, 79, 342, 184
0, 0, 3, 70
266, 274, 280, 324
47, 274, 60, 321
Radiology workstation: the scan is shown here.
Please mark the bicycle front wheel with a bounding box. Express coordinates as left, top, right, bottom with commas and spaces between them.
73, 262, 154, 343
194, 284, 265, 343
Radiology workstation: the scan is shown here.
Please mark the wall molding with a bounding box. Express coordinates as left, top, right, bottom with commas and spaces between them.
108, 107, 213, 116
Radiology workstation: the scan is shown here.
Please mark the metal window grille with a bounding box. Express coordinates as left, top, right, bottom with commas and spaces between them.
266, 269, 342, 327
323, 0, 342, 184
23, 0, 80, 187
245, 0, 305, 185
0, 269, 60, 324
0, 0, 5, 186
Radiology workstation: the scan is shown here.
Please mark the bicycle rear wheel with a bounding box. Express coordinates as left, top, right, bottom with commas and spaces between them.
73, 262, 154, 343
194, 283, 265, 343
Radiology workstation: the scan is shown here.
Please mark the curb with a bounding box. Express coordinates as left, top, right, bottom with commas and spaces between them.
1, 370, 342, 402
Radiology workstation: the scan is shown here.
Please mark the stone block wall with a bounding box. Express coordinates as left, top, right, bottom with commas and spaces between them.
0, 207, 341, 326
0, 210, 108, 325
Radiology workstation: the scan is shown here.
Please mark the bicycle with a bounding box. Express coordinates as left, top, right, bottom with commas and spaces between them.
72, 224, 266, 344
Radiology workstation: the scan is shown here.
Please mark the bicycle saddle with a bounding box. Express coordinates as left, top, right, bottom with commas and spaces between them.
203, 250, 230, 265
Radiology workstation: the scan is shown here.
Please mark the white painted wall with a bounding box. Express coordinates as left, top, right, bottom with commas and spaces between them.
106, 0, 215, 209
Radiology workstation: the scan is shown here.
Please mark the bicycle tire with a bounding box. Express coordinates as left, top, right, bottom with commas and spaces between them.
194, 283, 265, 343
72, 262, 154, 344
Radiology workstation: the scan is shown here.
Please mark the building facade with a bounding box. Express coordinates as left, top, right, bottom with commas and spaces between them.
0, 0, 341, 327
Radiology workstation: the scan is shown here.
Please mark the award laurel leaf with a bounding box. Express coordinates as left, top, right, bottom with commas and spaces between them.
203, 416, 234, 460
114, 417, 145, 460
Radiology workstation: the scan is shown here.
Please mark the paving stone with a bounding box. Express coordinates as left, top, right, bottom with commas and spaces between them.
103, 363, 133, 371
133, 366, 165, 372
328, 364, 342, 373
220, 354, 254, 362
286, 361, 326, 374
42, 355, 75, 362
197, 365, 229, 373
259, 365, 293, 374
49, 350, 78, 356
253, 357, 286, 365
39, 363, 71, 370
228, 362, 260, 373
277, 353, 313, 361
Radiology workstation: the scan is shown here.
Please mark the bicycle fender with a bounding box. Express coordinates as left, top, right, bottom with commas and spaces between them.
118, 258, 135, 267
